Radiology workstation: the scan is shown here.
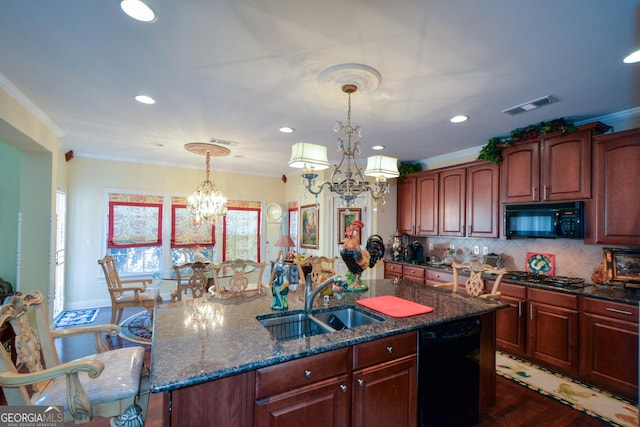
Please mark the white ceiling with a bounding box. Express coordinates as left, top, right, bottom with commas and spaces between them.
1, 1, 639, 177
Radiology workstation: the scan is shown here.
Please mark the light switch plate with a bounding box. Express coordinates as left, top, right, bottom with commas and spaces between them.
473, 246, 480, 255
482, 247, 489, 255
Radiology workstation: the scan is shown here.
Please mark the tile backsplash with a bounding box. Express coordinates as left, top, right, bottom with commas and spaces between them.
409, 236, 627, 283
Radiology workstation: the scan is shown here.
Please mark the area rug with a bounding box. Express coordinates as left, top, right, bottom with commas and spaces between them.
119, 311, 152, 345
496, 351, 638, 427
54, 308, 99, 327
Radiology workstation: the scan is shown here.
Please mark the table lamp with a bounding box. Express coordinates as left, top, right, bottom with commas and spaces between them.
275, 235, 295, 260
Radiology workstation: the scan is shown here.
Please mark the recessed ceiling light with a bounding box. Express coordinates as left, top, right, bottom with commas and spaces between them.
135, 95, 155, 104
279, 126, 294, 133
120, 0, 156, 22
623, 49, 640, 64
450, 115, 468, 123
372, 145, 385, 150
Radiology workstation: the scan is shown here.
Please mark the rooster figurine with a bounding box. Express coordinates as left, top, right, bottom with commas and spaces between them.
340, 220, 385, 291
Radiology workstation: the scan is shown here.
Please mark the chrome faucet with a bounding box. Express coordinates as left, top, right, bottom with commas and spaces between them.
304, 274, 342, 313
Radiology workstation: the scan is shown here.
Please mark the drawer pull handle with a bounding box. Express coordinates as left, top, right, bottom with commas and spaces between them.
386, 346, 393, 354
357, 379, 364, 387
606, 307, 633, 316
304, 370, 312, 378
340, 384, 348, 392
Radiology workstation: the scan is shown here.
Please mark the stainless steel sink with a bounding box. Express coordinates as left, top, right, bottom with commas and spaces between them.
257, 311, 334, 341
312, 306, 384, 330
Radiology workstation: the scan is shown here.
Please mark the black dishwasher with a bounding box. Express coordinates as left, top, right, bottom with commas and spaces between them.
418, 317, 481, 427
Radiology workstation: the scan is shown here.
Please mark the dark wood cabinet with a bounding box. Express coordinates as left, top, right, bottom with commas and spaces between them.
439, 167, 466, 236
424, 268, 454, 286
588, 128, 640, 245
402, 265, 425, 284
416, 172, 439, 236
495, 282, 527, 356
255, 347, 351, 427
397, 176, 417, 235
352, 332, 417, 427
501, 122, 608, 204
527, 288, 579, 374
579, 297, 638, 400
397, 172, 439, 236
384, 262, 403, 280
466, 163, 500, 238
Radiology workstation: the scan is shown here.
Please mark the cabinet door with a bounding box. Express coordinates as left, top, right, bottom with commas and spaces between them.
402, 265, 425, 284
384, 262, 402, 280
500, 141, 540, 203
415, 172, 439, 236
495, 289, 526, 355
591, 128, 640, 245
352, 355, 417, 427
466, 163, 499, 238
541, 130, 592, 201
255, 375, 350, 427
439, 167, 466, 236
579, 298, 638, 400
528, 301, 579, 373
397, 176, 416, 235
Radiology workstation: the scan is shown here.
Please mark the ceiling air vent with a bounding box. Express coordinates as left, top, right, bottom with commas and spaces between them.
502, 95, 557, 116
209, 138, 239, 146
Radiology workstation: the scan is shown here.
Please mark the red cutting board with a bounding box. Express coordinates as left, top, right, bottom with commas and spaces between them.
356, 295, 433, 318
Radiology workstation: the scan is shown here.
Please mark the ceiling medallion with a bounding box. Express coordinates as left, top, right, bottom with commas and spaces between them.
317, 63, 382, 96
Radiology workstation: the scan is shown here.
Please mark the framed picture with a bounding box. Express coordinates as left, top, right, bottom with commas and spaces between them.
300, 204, 319, 249
603, 247, 640, 286
338, 208, 361, 245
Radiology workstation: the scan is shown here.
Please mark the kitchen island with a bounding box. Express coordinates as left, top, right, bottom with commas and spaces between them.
150, 278, 507, 426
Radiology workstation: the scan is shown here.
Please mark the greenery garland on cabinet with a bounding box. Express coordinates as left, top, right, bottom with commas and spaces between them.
398, 162, 423, 180
477, 117, 578, 164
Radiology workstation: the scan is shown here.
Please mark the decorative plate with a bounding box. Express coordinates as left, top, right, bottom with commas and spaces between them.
266, 202, 282, 222
526, 252, 555, 276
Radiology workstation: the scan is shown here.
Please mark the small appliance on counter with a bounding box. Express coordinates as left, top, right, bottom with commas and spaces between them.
411, 241, 424, 264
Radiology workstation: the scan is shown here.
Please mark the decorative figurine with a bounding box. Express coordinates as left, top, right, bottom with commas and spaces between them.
340, 220, 385, 291
271, 260, 289, 310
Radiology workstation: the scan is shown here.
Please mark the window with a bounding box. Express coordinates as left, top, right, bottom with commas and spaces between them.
107, 193, 163, 275
170, 197, 215, 265
288, 204, 299, 253
223, 201, 261, 262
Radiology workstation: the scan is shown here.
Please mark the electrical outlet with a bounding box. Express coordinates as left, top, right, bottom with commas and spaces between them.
482, 246, 489, 255
473, 246, 480, 255
449, 243, 455, 250
428, 243, 434, 251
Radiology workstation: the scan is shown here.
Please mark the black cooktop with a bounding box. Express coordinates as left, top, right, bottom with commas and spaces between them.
507, 271, 586, 288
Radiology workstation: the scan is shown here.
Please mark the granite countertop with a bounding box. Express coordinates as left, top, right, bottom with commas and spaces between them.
385, 260, 640, 305
149, 278, 506, 393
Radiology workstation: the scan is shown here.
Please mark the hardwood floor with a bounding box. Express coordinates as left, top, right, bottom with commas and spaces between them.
58, 307, 606, 427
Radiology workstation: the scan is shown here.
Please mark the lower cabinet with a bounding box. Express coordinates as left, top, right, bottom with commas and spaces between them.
352, 332, 418, 427
254, 347, 351, 427
255, 332, 417, 427
383, 262, 402, 280
527, 288, 579, 373
579, 297, 639, 400
402, 265, 425, 284
495, 282, 527, 356
424, 268, 454, 286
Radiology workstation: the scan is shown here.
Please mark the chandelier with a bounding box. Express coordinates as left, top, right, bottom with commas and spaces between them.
288, 78, 399, 209
185, 142, 229, 226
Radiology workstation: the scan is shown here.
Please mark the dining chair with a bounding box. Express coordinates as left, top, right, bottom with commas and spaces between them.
170, 261, 211, 302
0, 291, 150, 426
434, 261, 507, 298
210, 259, 267, 298
97, 255, 160, 324
294, 256, 336, 289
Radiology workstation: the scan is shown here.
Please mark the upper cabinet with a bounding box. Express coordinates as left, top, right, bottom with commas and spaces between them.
501, 122, 609, 203
586, 128, 640, 245
397, 162, 499, 238
397, 171, 439, 236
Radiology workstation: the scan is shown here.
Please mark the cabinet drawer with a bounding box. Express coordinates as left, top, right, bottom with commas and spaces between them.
581, 297, 639, 322
425, 269, 454, 283
255, 347, 351, 399
353, 331, 417, 370
527, 287, 577, 309
402, 265, 425, 280
499, 282, 526, 299
385, 262, 402, 273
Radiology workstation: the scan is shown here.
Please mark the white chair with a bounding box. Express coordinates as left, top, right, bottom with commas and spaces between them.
0, 291, 149, 426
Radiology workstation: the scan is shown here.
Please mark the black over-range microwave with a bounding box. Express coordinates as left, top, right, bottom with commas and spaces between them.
504, 201, 584, 239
